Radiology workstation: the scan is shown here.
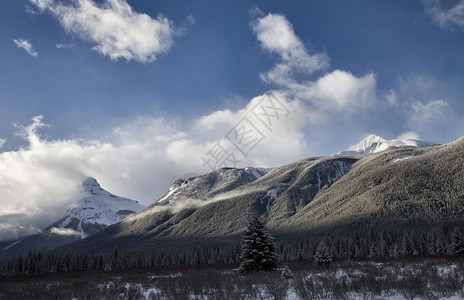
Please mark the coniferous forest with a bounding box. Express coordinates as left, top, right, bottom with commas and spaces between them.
1, 225, 463, 276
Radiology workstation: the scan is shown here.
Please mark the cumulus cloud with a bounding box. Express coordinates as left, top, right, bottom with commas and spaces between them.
290, 70, 377, 116
251, 13, 329, 85
29, 0, 186, 63
424, 0, 464, 30
13, 39, 39, 57
251, 12, 377, 121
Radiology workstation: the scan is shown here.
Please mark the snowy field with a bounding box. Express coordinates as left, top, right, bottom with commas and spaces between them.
1, 258, 463, 299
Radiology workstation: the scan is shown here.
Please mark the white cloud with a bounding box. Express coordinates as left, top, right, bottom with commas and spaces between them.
13, 39, 39, 57
56, 42, 75, 49
291, 70, 377, 115
424, 0, 464, 30
0, 139, 5, 149
251, 13, 329, 85
50, 227, 81, 236
396, 131, 420, 141
251, 13, 377, 120
29, 0, 185, 63
409, 99, 449, 120
384, 89, 399, 107
407, 99, 464, 143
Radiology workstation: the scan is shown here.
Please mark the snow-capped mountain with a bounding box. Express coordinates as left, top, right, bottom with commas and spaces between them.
55, 177, 145, 238
337, 134, 435, 155
156, 167, 270, 206
0, 177, 145, 259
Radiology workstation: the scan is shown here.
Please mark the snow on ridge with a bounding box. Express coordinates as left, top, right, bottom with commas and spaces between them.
388, 155, 413, 163
157, 186, 179, 204
157, 167, 269, 205
337, 134, 435, 156
245, 167, 269, 176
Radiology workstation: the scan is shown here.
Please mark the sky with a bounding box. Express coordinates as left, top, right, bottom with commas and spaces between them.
1, 0, 464, 241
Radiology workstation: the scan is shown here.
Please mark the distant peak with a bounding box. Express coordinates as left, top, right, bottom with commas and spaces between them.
82, 177, 100, 187
337, 133, 435, 156
348, 134, 386, 153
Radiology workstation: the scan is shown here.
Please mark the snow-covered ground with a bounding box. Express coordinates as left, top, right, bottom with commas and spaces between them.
6, 259, 461, 299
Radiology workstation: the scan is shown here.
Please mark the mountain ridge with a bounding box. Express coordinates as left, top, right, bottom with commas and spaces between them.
56, 136, 464, 254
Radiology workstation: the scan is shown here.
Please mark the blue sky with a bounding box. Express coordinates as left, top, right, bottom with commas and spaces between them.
0, 0, 464, 240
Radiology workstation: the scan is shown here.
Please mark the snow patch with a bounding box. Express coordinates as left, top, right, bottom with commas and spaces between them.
2, 240, 21, 251
388, 155, 413, 163
157, 186, 178, 204
263, 187, 279, 212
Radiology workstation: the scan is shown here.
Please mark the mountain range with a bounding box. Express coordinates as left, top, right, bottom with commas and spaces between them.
52, 135, 464, 254
2, 134, 463, 258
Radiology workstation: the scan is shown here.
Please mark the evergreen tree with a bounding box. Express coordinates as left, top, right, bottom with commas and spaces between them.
239, 215, 277, 273
315, 238, 331, 266
451, 227, 464, 256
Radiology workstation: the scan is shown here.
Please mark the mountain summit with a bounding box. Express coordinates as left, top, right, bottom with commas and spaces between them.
0, 177, 145, 259
59, 177, 145, 238
337, 134, 435, 155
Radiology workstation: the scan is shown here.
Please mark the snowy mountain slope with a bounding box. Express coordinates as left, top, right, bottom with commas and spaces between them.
279, 138, 464, 235
56, 177, 145, 238
0, 178, 145, 259
155, 167, 269, 206
57, 158, 357, 253
337, 134, 435, 155
51, 137, 464, 255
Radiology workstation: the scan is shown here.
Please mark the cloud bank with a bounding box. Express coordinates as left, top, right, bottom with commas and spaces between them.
0, 95, 308, 240
29, 0, 187, 62
13, 39, 39, 57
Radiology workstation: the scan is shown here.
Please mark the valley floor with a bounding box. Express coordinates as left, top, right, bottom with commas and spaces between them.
1, 257, 463, 299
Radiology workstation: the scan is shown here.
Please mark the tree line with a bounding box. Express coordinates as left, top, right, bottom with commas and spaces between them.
1, 225, 463, 276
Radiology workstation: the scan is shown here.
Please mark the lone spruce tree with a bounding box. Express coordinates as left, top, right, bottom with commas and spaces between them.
239, 215, 277, 273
